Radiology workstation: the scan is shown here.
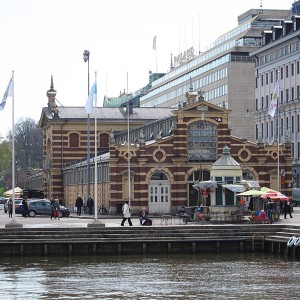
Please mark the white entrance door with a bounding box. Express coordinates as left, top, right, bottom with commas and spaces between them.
149, 183, 171, 214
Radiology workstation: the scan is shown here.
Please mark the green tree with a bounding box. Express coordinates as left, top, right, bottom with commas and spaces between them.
0, 137, 12, 192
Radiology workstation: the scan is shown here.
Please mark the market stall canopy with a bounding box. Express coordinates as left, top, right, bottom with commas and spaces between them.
222, 184, 245, 193
194, 180, 218, 190
3, 187, 23, 197
260, 191, 288, 201
236, 190, 264, 197
260, 187, 277, 193
237, 187, 288, 201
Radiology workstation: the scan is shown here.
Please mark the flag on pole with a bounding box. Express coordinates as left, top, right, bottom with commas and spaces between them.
0, 76, 13, 110
85, 81, 97, 114
268, 79, 279, 117
153, 35, 157, 50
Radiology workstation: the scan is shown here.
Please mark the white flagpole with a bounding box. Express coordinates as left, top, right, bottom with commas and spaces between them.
277, 78, 280, 192
11, 71, 16, 219
127, 72, 131, 206
276, 78, 281, 192
94, 72, 98, 220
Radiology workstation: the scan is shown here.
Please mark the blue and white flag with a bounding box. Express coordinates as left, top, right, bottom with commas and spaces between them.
85, 81, 97, 114
0, 76, 13, 110
153, 35, 156, 50
268, 79, 279, 117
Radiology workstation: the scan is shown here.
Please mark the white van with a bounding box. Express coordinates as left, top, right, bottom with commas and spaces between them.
292, 188, 300, 206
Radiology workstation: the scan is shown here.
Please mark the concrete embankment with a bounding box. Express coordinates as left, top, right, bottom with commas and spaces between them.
1, 224, 300, 258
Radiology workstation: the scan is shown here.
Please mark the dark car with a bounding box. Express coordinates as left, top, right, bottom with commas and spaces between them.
24, 199, 70, 218
4, 198, 23, 213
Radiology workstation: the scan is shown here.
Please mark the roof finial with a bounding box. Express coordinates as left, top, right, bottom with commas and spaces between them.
189, 76, 193, 91
50, 75, 54, 91
170, 53, 174, 70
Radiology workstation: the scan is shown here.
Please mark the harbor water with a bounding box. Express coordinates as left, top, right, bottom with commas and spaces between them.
1, 253, 300, 299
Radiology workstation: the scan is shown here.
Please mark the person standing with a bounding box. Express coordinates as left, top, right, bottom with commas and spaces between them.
22, 197, 28, 218
283, 200, 293, 219
8, 198, 13, 218
87, 195, 94, 215
121, 200, 132, 226
75, 195, 83, 216
53, 197, 61, 220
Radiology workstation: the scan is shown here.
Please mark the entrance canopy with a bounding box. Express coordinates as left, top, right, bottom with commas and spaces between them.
195, 180, 218, 190
222, 184, 245, 193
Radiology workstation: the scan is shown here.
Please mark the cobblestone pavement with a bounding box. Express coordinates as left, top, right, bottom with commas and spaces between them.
0, 207, 299, 229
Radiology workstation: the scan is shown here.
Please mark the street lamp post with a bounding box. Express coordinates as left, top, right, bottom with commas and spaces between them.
83, 50, 91, 200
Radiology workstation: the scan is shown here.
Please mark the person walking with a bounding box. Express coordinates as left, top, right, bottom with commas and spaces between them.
53, 197, 61, 220
22, 197, 29, 218
121, 200, 132, 226
87, 195, 94, 215
75, 195, 83, 216
8, 198, 13, 218
50, 197, 55, 219
283, 200, 293, 219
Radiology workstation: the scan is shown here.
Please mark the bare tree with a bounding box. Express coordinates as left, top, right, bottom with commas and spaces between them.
7, 118, 43, 188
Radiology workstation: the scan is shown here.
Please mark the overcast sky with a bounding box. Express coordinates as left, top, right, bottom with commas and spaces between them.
0, 0, 291, 138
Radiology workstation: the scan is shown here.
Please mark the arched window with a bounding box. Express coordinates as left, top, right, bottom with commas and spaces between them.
187, 121, 217, 161
69, 133, 79, 148
99, 133, 109, 152
150, 172, 168, 180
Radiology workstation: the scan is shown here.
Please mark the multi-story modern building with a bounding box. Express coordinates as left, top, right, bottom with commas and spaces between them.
140, 8, 290, 142
251, 1, 300, 169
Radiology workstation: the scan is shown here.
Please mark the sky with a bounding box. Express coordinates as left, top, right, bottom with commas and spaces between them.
0, 0, 291, 139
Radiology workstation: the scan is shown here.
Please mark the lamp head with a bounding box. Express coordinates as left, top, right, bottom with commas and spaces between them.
83, 50, 90, 62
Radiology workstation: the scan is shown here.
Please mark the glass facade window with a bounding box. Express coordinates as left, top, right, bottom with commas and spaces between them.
187, 121, 217, 161
271, 71, 273, 83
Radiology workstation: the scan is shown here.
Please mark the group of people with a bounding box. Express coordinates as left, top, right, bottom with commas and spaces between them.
120, 201, 152, 226
75, 195, 94, 216
7, 196, 30, 218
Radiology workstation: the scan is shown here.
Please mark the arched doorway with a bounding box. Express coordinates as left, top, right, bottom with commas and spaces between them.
148, 171, 170, 214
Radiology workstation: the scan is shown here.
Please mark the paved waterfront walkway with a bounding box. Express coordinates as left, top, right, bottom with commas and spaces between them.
0, 207, 300, 229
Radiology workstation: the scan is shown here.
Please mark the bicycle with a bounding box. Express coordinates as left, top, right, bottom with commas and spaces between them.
99, 206, 108, 215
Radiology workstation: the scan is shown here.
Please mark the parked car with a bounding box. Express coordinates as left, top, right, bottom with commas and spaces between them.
4, 198, 23, 213
0, 197, 8, 210
19, 199, 70, 218
292, 188, 300, 206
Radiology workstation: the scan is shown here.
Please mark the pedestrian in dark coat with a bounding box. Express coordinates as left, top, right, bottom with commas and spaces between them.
87, 195, 94, 215
75, 195, 83, 216
50, 197, 55, 219
283, 201, 293, 219
22, 197, 28, 218
8, 198, 13, 218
